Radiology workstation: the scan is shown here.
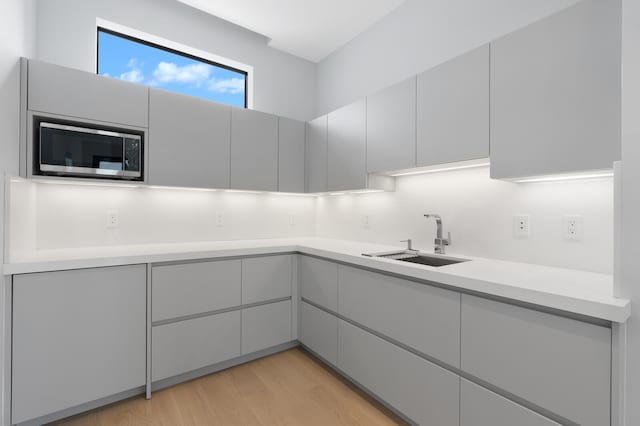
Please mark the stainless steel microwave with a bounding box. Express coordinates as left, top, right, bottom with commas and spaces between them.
38, 122, 143, 180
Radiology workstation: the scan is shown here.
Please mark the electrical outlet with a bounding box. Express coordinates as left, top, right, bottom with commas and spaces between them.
215, 212, 225, 227
363, 215, 371, 229
563, 215, 583, 241
513, 215, 530, 239
106, 209, 119, 229
289, 213, 296, 226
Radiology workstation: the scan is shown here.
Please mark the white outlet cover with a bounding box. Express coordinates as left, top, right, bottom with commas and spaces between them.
215, 212, 225, 227
563, 215, 583, 241
106, 209, 119, 229
513, 215, 530, 239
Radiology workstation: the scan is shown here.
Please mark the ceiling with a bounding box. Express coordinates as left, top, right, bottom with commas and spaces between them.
176, 0, 406, 62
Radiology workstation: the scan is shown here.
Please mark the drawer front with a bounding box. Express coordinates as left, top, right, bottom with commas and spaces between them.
299, 301, 338, 365
461, 294, 610, 426
460, 379, 559, 426
338, 320, 459, 426
338, 265, 460, 367
152, 260, 241, 322
152, 311, 241, 381
299, 256, 338, 311
242, 255, 292, 304
242, 300, 292, 354
28, 59, 149, 127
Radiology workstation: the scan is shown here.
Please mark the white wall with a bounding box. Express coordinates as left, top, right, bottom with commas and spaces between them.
316, 0, 580, 115
316, 167, 614, 273
33, 0, 316, 121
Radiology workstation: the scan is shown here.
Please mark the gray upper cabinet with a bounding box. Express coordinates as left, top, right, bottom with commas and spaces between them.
327, 99, 367, 191
366, 77, 417, 173
417, 45, 490, 167
278, 117, 306, 192
490, 0, 621, 179
149, 89, 231, 189
306, 115, 328, 192
28, 59, 148, 128
230, 107, 279, 191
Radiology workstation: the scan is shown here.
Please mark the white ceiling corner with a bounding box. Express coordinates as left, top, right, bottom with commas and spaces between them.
176, 0, 406, 62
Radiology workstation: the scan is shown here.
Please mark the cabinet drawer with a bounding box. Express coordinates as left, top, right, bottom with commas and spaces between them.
299, 301, 338, 365
28, 59, 149, 127
460, 379, 559, 426
338, 265, 460, 367
152, 311, 241, 381
461, 294, 610, 426
242, 255, 292, 304
299, 256, 338, 311
242, 300, 292, 354
338, 320, 459, 426
152, 260, 241, 322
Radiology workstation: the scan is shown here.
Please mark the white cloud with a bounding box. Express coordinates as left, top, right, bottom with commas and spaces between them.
208, 77, 245, 94
119, 58, 144, 83
151, 62, 212, 86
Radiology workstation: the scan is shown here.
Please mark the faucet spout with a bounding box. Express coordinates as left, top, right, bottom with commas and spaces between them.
424, 214, 450, 254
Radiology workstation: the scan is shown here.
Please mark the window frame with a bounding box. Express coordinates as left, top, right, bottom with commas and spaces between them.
96, 24, 250, 108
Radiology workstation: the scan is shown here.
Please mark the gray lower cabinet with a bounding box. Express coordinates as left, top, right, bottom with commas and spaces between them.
242, 300, 292, 354
299, 255, 338, 311
149, 88, 231, 189
12, 265, 146, 424
306, 115, 328, 193
460, 379, 560, 426
338, 320, 459, 426
152, 310, 241, 381
278, 117, 306, 193
338, 265, 460, 367
230, 107, 279, 191
27, 59, 149, 128
417, 45, 489, 167
460, 294, 611, 426
327, 99, 366, 191
152, 260, 241, 322
366, 76, 417, 173
299, 301, 338, 365
490, 0, 621, 178
242, 255, 292, 304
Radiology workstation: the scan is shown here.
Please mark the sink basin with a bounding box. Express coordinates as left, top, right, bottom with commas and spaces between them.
363, 250, 469, 267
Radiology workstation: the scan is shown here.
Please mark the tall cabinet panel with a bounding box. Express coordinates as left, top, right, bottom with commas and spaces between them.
490, 0, 621, 178
417, 45, 490, 166
366, 77, 416, 173
230, 108, 279, 191
327, 99, 367, 191
149, 89, 231, 188
278, 117, 306, 193
306, 115, 328, 193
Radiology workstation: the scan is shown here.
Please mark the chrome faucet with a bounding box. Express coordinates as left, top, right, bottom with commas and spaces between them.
424, 214, 451, 254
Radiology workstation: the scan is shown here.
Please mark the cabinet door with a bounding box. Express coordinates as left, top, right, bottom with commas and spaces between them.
490, 0, 621, 178
152, 311, 241, 381
242, 255, 292, 304
338, 320, 459, 426
149, 89, 231, 189
278, 117, 306, 193
417, 45, 489, 166
306, 115, 328, 192
460, 380, 560, 426
242, 300, 292, 354
299, 301, 338, 365
328, 99, 366, 191
152, 260, 241, 322
366, 77, 416, 173
12, 265, 146, 424
299, 255, 338, 311
28, 59, 149, 127
230, 107, 278, 190
338, 265, 460, 367
460, 294, 610, 426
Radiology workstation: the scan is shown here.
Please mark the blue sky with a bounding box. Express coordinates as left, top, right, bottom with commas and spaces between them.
98, 31, 246, 107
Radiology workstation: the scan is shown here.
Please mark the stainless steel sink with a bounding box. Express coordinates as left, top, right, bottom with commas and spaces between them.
363, 250, 469, 267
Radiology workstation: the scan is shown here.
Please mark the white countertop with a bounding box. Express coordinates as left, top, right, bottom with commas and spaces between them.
3, 238, 630, 323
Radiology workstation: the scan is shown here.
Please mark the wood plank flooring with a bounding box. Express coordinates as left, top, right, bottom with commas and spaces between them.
52, 348, 406, 426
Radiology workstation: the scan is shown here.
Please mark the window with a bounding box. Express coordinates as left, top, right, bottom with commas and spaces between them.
97, 27, 247, 108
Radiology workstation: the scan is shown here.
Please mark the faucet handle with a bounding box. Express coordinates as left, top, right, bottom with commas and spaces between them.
400, 239, 413, 250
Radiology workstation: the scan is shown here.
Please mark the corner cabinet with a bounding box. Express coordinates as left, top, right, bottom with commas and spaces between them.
305, 115, 328, 193
327, 99, 367, 191
149, 88, 231, 189
278, 117, 306, 193
490, 0, 621, 178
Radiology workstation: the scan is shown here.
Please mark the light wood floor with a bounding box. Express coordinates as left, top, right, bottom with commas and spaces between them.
53, 348, 406, 426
